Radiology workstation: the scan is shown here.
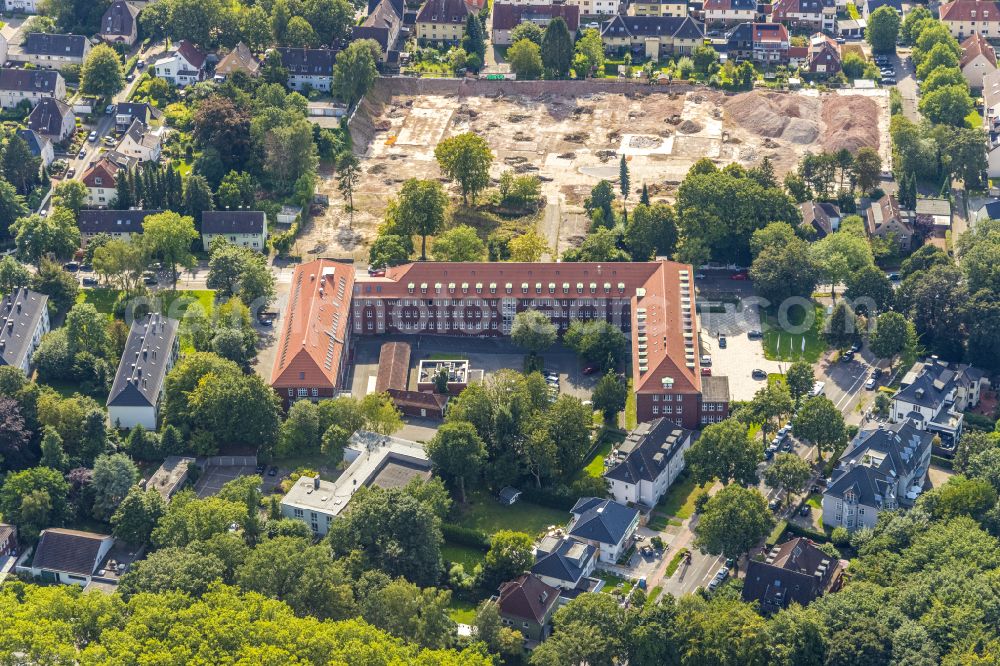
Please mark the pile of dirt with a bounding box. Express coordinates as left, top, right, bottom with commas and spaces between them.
677, 120, 703, 134
564, 132, 588, 143
724, 91, 820, 144
508, 113, 529, 123
596, 149, 617, 162
821, 96, 880, 153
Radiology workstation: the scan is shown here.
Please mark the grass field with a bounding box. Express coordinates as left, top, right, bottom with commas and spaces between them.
762, 304, 825, 363
664, 548, 688, 578
583, 430, 625, 479
456, 490, 567, 538
656, 476, 711, 520
78, 288, 215, 320
442, 542, 487, 572
447, 598, 478, 624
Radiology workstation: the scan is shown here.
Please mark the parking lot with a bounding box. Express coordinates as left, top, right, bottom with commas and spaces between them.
699, 325, 785, 401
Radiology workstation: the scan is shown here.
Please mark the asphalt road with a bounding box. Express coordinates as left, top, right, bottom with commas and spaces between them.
893, 48, 921, 122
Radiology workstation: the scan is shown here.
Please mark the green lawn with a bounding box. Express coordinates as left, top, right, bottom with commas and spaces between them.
442, 542, 487, 572
456, 491, 567, 538
762, 304, 826, 363
78, 288, 215, 320
645, 586, 663, 606
423, 353, 468, 361
967, 109, 984, 129
447, 598, 478, 625
624, 377, 637, 430
664, 548, 688, 578
595, 570, 634, 595
583, 430, 624, 479
656, 475, 711, 520
806, 492, 822, 509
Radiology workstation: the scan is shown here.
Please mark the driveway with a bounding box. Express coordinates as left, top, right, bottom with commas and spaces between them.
893, 49, 920, 122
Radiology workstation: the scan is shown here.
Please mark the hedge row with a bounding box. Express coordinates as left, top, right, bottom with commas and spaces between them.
442, 523, 490, 550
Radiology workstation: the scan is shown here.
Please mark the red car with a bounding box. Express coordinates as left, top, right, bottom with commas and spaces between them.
730, 272, 749, 280
701, 367, 712, 376
582, 364, 599, 375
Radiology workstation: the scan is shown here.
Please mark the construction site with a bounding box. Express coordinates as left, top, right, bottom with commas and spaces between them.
301, 79, 890, 259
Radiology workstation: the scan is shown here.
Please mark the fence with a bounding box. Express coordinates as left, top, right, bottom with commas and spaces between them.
201, 455, 257, 468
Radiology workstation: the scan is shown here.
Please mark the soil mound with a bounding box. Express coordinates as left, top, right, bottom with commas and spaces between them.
724, 91, 820, 144
821, 96, 880, 153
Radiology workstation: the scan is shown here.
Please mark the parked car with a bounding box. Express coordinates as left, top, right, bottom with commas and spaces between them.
841, 350, 855, 362
136, 59, 146, 69
143, 275, 158, 285
747, 329, 763, 340
764, 448, 774, 460
887, 272, 900, 281
582, 364, 599, 375
799, 505, 810, 516
850, 342, 861, 353
255, 464, 265, 474
105, 104, 114, 114
81, 276, 98, 286
267, 466, 278, 477
367, 267, 386, 277
66, 168, 75, 178
103, 135, 116, 146
872, 367, 884, 380
700, 354, 711, 366
62, 261, 79, 272
87, 130, 98, 142
694, 272, 706, 279
730, 271, 749, 280
752, 368, 767, 380
78, 149, 86, 159
701, 367, 712, 376
865, 377, 877, 390
718, 335, 727, 348
768, 498, 781, 511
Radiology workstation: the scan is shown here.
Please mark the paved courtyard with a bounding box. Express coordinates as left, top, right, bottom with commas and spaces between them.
699, 307, 785, 401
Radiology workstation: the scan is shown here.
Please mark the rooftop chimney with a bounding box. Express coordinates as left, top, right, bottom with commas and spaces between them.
313, 475, 321, 490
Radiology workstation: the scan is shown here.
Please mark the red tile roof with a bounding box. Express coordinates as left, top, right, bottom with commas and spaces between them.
81, 158, 120, 188
961, 31, 998, 67
497, 573, 559, 624
753, 22, 789, 43
939, 0, 1000, 23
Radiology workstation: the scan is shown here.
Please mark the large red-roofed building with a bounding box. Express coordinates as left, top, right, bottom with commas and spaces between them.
271, 259, 729, 429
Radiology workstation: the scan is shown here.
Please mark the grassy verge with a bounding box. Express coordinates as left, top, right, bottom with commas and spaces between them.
645, 585, 663, 606
768, 519, 789, 546
77, 288, 215, 319
624, 377, 637, 430
656, 475, 710, 520
664, 548, 688, 578
583, 429, 624, 479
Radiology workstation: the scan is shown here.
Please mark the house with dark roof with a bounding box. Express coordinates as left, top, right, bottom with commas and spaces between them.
605, 418, 696, 508
492, 3, 580, 45
16, 128, 53, 167
20, 33, 92, 68
28, 528, 115, 586
107, 313, 179, 429
4, 0, 39, 13
862, 0, 901, 17
200, 210, 267, 251
938, 0, 1000, 40
861, 194, 914, 252
633, 0, 689, 17
115, 102, 163, 133
153, 40, 207, 85
771, 0, 835, 31
600, 15, 705, 58
960, 32, 998, 89
703, 0, 757, 25
0, 68, 65, 109
115, 118, 162, 162
727, 22, 790, 63
974, 198, 1000, 223
215, 42, 260, 80
26, 96, 74, 142
276, 47, 335, 92
531, 533, 601, 597
100, 0, 141, 46
891, 359, 987, 449
0, 523, 16, 557
416, 0, 471, 44
807, 32, 841, 75
0, 288, 50, 375
354, 0, 404, 61
78, 209, 163, 244
494, 574, 560, 642
822, 419, 934, 531
799, 201, 841, 238
567, 497, 640, 564
742, 537, 844, 613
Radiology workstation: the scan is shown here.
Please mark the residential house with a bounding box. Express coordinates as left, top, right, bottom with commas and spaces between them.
567, 497, 640, 564
115, 119, 162, 162
214, 42, 260, 80
531, 533, 602, 598
0, 288, 49, 375
415, 0, 470, 44
200, 210, 267, 251
28, 529, 115, 586
353, 0, 404, 61
115, 102, 163, 133
600, 15, 705, 59
891, 359, 987, 450
807, 32, 842, 75
492, 3, 580, 46
153, 40, 207, 85
726, 22, 790, 64
822, 419, 934, 530
16, 128, 53, 167
914, 198, 952, 239
20, 33, 92, 69
938, 0, 1000, 40
983, 70, 1000, 176
0, 524, 16, 557
26, 97, 75, 142
604, 418, 697, 508
633, 0, 689, 16
974, 199, 1000, 222
107, 313, 179, 430
799, 201, 841, 238
4, 0, 39, 13
703, 0, 757, 26
788, 45, 809, 69
99, 0, 141, 46
0, 69, 65, 109
861, 194, 914, 252
742, 537, 845, 613
81, 157, 124, 206
771, 0, 836, 32
837, 17, 867, 38
0, 27, 9, 66
862, 0, 901, 17
495, 574, 560, 642
78, 209, 163, 244
275, 47, 334, 92
960, 32, 997, 89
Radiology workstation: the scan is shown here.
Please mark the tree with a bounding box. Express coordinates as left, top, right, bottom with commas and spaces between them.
851, 147, 882, 194
333, 39, 379, 106
901, 5, 933, 43
480, 530, 534, 591
65, 302, 109, 358
922, 66, 965, 95
508, 38, 543, 79
206, 242, 274, 306
592, 373, 627, 422
263, 119, 317, 194
619, 155, 631, 208
38, 426, 67, 471
793, 396, 846, 460
692, 43, 719, 73
11, 210, 80, 266
916, 41, 961, 80
786, 361, 815, 407
152, 493, 249, 548
825, 300, 859, 349
91, 453, 140, 521
188, 369, 282, 453
841, 51, 867, 79
359, 392, 403, 436
574, 28, 604, 77
431, 225, 485, 261
302, 0, 355, 44
278, 400, 321, 457
360, 577, 455, 649
564, 319, 627, 370
474, 600, 525, 661
0, 467, 70, 539
336, 151, 361, 223
369, 234, 410, 269
192, 96, 252, 171
511, 21, 543, 45
395, 178, 448, 260
845, 265, 895, 315
216, 171, 256, 210
508, 229, 548, 261
623, 202, 677, 260
750, 236, 821, 303
585, 180, 616, 228
747, 382, 794, 443
925, 475, 998, 522
435, 132, 492, 206
541, 17, 573, 77
80, 43, 124, 97
282, 15, 317, 47
118, 546, 227, 598
0, 255, 29, 294
810, 226, 875, 298
919, 84, 973, 126
694, 485, 774, 560
462, 14, 486, 62
966, 290, 1000, 372
764, 453, 813, 506
685, 418, 762, 486
510, 309, 557, 356
111, 486, 166, 545
902, 263, 967, 359
0, 397, 32, 471
866, 5, 901, 53
51, 180, 88, 215
142, 211, 198, 288
869, 310, 916, 368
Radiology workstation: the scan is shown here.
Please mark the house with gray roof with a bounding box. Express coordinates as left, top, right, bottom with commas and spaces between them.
26, 97, 74, 142
822, 419, 933, 531
530, 533, 602, 598
99, 0, 141, 46
891, 358, 987, 451
28, 528, 115, 586
567, 497, 640, 564
0, 68, 65, 109
0, 288, 49, 375
201, 210, 267, 251
605, 418, 696, 509
19, 33, 92, 69
16, 128, 53, 167
742, 537, 844, 613
77, 209, 163, 244
353, 0, 404, 61
107, 313, 179, 430
275, 47, 335, 92
600, 15, 705, 59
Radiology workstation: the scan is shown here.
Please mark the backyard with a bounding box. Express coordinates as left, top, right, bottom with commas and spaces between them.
453, 490, 568, 539
77, 288, 215, 320
583, 429, 625, 480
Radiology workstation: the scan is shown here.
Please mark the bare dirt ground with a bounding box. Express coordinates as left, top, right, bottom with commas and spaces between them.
299, 87, 890, 261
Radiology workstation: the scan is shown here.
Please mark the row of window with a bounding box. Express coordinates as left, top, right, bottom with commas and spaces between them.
357, 297, 628, 308
651, 405, 683, 415
287, 387, 320, 397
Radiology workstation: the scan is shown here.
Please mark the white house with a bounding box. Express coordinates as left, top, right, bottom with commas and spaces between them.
25, 97, 75, 142
703, 0, 757, 25
77, 209, 163, 245
107, 313, 179, 430
28, 529, 115, 586
18, 33, 92, 69
0, 288, 49, 375
201, 210, 267, 251
822, 420, 933, 531
16, 129, 54, 167
115, 119, 162, 162
275, 47, 334, 92
567, 497, 640, 564
0, 69, 65, 109
530, 533, 602, 597
4, 0, 39, 13
81, 158, 123, 207
890, 359, 987, 450
153, 40, 207, 85
960, 32, 997, 89
604, 418, 695, 508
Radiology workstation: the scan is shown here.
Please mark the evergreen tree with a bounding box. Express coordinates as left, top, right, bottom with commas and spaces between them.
40, 166, 49, 190
462, 14, 486, 61
541, 18, 573, 78
115, 168, 133, 209
640, 182, 650, 205
619, 154, 630, 200
133, 167, 145, 206
183, 174, 215, 227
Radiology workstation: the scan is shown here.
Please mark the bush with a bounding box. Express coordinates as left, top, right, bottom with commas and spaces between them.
693, 492, 710, 514
441, 523, 490, 550
831, 526, 851, 546
520, 486, 578, 511
964, 412, 997, 432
